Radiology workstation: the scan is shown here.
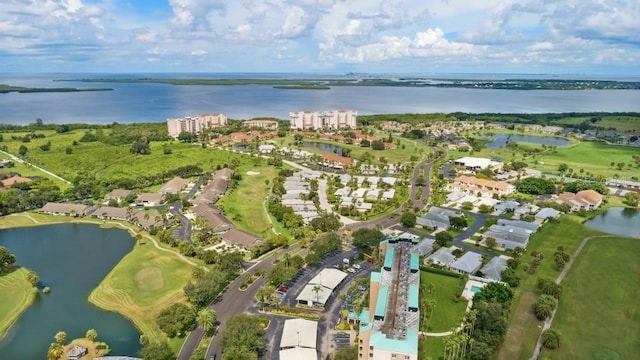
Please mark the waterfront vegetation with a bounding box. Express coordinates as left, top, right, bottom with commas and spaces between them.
68, 77, 640, 90
0, 213, 195, 347
88, 238, 194, 343
448, 138, 640, 179
540, 237, 640, 359
0, 84, 112, 93
498, 216, 606, 359
0, 268, 37, 339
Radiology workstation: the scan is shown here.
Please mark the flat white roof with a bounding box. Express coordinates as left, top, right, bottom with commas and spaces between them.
279, 347, 318, 360
455, 157, 499, 169
297, 284, 331, 305
280, 319, 318, 349
308, 268, 348, 290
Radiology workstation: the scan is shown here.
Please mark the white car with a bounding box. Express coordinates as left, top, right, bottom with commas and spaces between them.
353, 264, 361, 269
347, 268, 356, 273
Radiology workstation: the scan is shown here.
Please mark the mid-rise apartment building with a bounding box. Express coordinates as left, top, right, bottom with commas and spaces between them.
358, 237, 420, 360
289, 110, 357, 130
167, 113, 228, 138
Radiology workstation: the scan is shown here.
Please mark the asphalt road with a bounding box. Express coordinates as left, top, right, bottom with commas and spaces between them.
177, 244, 302, 360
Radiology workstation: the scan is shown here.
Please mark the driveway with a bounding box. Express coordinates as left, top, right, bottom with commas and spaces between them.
169, 175, 203, 242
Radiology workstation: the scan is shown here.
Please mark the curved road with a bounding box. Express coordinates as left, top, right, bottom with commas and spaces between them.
179, 149, 443, 360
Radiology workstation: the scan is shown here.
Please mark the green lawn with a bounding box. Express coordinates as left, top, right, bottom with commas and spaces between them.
88, 235, 194, 342
0, 268, 37, 339
421, 336, 446, 360
276, 133, 430, 165
449, 138, 638, 179
420, 271, 468, 333
498, 216, 606, 360
1, 129, 250, 182
218, 165, 281, 238
541, 237, 640, 359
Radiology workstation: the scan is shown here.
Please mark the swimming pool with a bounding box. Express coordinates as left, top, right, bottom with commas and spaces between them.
471, 285, 483, 293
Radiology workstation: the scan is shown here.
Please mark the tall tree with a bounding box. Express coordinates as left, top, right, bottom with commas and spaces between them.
532, 295, 558, 321
0, 246, 16, 272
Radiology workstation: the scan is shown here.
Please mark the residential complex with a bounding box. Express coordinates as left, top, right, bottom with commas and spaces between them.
289, 110, 357, 130
448, 175, 516, 197
243, 119, 279, 129
358, 237, 420, 360
167, 113, 228, 138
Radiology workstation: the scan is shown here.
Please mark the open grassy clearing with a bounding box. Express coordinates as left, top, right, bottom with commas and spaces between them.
274, 134, 430, 165
0, 129, 250, 182
218, 165, 278, 237
421, 336, 446, 360
541, 238, 640, 360
449, 139, 638, 179
0, 268, 37, 339
88, 239, 194, 342
420, 271, 468, 333
498, 216, 606, 360
554, 115, 640, 132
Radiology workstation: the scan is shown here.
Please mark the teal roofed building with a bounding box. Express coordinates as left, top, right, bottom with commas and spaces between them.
357, 237, 420, 360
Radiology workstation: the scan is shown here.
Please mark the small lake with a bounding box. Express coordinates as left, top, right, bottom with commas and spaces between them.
585, 207, 640, 238
302, 141, 345, 155
0, 224, 140, 359
484, 133, 572, 148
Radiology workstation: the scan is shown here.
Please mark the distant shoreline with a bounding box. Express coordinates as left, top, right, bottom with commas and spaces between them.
54, 78, 640, 90
0, 84, 113, 94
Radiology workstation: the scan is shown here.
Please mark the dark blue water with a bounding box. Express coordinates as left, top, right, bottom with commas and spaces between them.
484, 133, 572, 148
585, 207, 640, 238
302, 141, 345, 155
1, 73, 640, 124
0, 224, 140, 358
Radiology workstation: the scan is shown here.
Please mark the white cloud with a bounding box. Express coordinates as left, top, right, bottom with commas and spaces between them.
0, 0, 638, 72
190, 49, 207, 56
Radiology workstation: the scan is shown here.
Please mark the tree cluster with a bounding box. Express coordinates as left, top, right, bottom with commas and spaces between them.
220, 314, 265, 360
156, 303, 196, 337
516, 177, 556, 195
0, 246, 17, 274
351, 228, 385, 253
305, 232, 342, 266
267, 254, 304, 287
562, 181, 608, 195
466, 283, 514, 358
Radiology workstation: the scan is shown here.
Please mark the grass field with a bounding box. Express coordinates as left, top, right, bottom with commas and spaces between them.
421, 336, 446, 360
88, 239, 194, 342
449, 138, 639, 179
420, 271, 468, 333
218, 164, 279, 238
498, 216, 605, 360
554, 115, 640, 132
0, 268, 37, 339
541, 237, 640, 359
274, 134, 430, 165
0, 129, 249, 182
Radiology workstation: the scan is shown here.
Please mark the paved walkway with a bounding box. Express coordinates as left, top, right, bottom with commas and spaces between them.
529, 235, 614, 360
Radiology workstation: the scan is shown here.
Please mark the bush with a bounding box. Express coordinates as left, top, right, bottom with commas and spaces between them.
532, 294, 558, 321
542, 329, 561, 349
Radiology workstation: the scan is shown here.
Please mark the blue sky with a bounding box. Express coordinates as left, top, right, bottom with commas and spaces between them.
0, 0, 638, 74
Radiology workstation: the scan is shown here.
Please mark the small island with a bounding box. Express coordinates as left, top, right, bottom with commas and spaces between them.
59, 77, 640, 90
0, 84, 113, 94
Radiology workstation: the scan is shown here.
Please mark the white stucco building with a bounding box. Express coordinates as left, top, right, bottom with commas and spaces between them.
167, 113, 228, 138
290, 110, 357, 130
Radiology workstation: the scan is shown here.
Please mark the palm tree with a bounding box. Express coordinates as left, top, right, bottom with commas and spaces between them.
54, 331, 66, 345
86, 329, 98, 342
542, 328, 561, 349
312, 285, 323, 304
47, 343, 64, 360
197, 309, 217, 335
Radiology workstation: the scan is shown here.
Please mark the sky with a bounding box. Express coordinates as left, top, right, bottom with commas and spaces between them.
0, 0, 639, 74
